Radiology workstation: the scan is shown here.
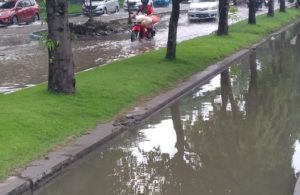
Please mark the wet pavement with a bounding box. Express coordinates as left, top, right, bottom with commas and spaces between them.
0, 5, 254, 94
33, 22, 300, 195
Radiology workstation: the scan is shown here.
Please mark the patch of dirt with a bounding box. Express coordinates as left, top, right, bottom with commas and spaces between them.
69, 19, 129, 36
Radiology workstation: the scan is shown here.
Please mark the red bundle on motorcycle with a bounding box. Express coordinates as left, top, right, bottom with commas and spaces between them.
151, 15, 160, 24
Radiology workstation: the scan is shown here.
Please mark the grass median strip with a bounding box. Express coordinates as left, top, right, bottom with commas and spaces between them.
37, 0, 83, 18
0, 9, 299, 180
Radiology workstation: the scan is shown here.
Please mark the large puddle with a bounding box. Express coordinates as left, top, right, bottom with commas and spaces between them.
34, 22, 300, 195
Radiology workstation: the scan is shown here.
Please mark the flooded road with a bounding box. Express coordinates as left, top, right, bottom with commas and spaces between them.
34, 22, 300, 195
0, 6, 251, 94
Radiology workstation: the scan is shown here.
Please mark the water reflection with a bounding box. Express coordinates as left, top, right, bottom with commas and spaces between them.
35, 24, 300, 195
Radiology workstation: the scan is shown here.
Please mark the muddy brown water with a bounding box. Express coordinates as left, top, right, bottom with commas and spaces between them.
33, 22, 300, 195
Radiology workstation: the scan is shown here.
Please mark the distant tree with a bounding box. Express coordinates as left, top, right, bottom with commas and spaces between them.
217, 0, 230, 35
295, 0, 299, 8
279, 0, 286, 11
166, 0, 181, 59
126, 0, 132, 24
267, 0, 274, 16
88, 0, 94, 21
248, 0, 256, 24
46, 0, 76, 93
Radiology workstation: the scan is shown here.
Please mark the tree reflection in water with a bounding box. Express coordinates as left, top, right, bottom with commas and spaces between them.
36, 24, 300, 195
108, 27, 300, 194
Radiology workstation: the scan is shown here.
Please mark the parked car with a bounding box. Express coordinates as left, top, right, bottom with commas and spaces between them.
153, 0, 171, 7
0, 0, 40, 25
82, 0, 119, 15
123, 0, 153, 11
188, 0, 218, 22
0, 0, 5, 7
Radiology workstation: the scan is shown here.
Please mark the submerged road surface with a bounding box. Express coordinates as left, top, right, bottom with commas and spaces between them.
0, 6, 259, 93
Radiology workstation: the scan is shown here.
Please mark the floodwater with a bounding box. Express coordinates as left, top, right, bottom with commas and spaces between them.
34, 22, 300, 195
0, 7, 250, 94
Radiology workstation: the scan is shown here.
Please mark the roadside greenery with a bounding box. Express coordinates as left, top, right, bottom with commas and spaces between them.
0, 9, 299, 180
37, 0, 83, 18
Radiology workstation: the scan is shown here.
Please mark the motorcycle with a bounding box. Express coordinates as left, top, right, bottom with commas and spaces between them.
130, 14, 160, 42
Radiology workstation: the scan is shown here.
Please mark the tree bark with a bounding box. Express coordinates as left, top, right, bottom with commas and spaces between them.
267, 0, 274, 17
279, 0, 286, 12
127, 0, 132, 24
295, 0, 299, 8
46, 0, 75, 93
248, 0, 256, 24
166, 0, 180, 59
88, 0, 94, 21
217, 0, 229, 35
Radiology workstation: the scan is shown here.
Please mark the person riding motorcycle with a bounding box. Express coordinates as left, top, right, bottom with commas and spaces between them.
137, 0, 154, 15
133, 0, 155, 39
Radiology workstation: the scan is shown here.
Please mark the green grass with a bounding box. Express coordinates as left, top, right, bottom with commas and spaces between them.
119, 0, 125, 8
37, 0, 83, 18
0, 9, 299, 180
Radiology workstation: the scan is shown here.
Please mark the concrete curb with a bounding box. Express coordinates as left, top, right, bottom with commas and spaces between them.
0, 177, 31, 195
1, 17, 300, 195
29, 29, 47, 40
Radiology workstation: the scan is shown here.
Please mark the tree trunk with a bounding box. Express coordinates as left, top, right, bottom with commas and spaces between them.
166, 1, 180, 59
46, 0, 75, 93
127, 0, 132, 24
248, 0, 256, 24
295, 0, 299, 8
267, 0, 274, 16
279, 0, 286, 12
217, 0, 229, 35
88, 0, 94, 21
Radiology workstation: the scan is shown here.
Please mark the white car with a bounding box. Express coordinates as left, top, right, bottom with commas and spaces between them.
82, 0, 119, 15
0, 0, 5, 6
188, 0, 218, 21
123, 0, 153, 11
